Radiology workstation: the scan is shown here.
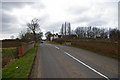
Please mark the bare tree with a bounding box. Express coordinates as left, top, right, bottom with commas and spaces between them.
109, 28, 119, 41
27, 18, 40, 43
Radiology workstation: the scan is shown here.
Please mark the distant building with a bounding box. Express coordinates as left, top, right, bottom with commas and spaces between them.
50, 33, 62, 41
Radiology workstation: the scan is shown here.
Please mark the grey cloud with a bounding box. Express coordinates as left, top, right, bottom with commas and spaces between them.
32, 2, 45, 10
0, 8, 2, 30
39, 15, 49, 25
2, 2, 34, 11
67, 6, 89, 15
1, 2, 40, 35
2, 11, 19, 34
44, 22, 62, 33
73, 13, 103, 26
99, 2, 117, 8
119, 1, 120, 29
88, 20, 107, 26
2, 23, 12, 33
73, 16, 94, 25
2, 23, 21, 34
75, 17, 92, 23
2, 11, 18, 23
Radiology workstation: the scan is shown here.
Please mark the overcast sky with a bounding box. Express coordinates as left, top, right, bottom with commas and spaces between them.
1, 0, 119, 40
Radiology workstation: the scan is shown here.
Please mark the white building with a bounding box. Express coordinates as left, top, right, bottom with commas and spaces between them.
50, 33, 59, 41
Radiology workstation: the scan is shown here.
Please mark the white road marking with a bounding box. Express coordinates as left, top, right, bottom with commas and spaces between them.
55, 46, 60, 49
64, 52, 109, 80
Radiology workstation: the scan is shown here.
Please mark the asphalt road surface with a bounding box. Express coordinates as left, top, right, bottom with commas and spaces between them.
30, 42, 119, 79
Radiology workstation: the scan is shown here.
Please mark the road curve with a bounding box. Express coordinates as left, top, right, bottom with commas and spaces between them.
30, 42, 119, 79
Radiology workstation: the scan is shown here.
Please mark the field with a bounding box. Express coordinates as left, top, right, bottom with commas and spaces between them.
53, 39, 120, 59
1, 40, 19, 67
2, 48, 18, 67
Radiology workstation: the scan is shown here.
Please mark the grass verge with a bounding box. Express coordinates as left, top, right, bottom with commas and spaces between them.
2, 41, 40, 78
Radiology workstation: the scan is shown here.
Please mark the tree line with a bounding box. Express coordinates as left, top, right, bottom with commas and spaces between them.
60, 22, 120, 41
74, 26, 119, 40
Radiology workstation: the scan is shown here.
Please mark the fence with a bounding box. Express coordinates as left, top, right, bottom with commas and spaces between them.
18, 42, 35, 57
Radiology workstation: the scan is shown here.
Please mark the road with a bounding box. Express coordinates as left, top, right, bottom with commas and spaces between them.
30, 42, 119, 79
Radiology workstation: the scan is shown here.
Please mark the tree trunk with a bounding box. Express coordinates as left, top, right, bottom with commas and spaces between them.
33, 31, 36, 47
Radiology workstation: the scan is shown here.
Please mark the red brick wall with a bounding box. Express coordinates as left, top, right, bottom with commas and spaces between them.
18, 43, 35, 57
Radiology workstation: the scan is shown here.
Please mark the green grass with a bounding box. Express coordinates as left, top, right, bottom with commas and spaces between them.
2, 48, 18, 58
2, 41, 40, 78
64, 42, 71, 46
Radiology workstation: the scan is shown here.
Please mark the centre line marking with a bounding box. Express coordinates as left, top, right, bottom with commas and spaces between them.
64, 52, 109, 80
55, 46, 60, 49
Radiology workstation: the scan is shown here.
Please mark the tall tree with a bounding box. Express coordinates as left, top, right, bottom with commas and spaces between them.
65, 22, 66, 36
27, 18, 40, 43
61, 24, 64, 35
68, 22, 71, 35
